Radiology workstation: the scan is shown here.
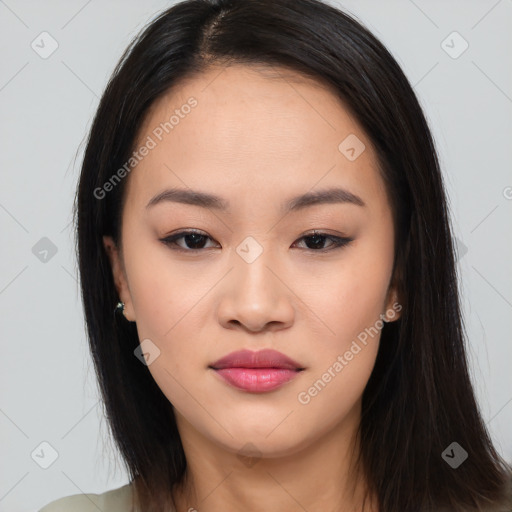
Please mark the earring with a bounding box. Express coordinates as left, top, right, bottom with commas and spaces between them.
115, 301, 125, 317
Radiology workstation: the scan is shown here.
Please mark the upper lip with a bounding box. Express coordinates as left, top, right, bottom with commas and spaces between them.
210, 349, 304, 371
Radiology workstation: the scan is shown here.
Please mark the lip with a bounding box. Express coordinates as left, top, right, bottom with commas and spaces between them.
209, 349, 305, 393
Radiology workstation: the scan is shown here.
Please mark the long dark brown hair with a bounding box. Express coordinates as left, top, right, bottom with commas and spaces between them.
73, 0, 512, 510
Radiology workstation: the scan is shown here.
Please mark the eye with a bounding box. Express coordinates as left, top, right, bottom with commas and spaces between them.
160, 229, 218, 251
292, 230, 353, 252
160, 229, 353, 253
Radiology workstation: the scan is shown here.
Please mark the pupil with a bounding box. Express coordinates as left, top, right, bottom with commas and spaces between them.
185, 233, 206, 249
307, 234, 325, 250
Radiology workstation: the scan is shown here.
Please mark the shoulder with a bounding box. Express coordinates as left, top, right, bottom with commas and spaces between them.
38, 483, 134, 512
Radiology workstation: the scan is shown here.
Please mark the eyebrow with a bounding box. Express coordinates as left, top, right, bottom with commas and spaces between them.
145, 186, 366, 213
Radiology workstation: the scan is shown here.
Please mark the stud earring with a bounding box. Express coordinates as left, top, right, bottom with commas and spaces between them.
115, 301, 125, 317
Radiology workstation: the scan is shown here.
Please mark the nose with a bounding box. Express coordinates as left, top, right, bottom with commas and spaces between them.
216, 250, 295, 333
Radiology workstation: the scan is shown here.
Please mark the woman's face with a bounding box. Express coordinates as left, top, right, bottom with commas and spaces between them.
104, 64, 401, 459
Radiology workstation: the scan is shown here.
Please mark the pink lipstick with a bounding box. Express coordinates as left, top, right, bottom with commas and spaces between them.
209, 349, 304, 393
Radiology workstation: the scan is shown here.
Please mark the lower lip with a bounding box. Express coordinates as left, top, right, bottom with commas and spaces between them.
212, 368, 301, 392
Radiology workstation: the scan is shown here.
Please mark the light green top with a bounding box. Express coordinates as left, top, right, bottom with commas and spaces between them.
37, 477, 512, 511
38, 483, 137, 512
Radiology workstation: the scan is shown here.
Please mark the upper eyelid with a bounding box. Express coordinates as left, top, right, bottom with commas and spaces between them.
163, 229, 345, 241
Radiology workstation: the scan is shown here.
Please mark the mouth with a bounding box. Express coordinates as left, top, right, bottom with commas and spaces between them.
209, 349, 305, 393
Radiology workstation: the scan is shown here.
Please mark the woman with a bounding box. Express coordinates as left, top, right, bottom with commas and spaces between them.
39, 0, 512, 511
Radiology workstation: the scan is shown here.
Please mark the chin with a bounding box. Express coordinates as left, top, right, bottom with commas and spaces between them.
211, 421, 315, 460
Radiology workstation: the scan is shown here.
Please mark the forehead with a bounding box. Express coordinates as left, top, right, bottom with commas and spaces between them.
125, 63, 387, 216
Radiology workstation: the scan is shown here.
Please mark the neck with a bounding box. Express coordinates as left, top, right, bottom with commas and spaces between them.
171, 404, 377, 512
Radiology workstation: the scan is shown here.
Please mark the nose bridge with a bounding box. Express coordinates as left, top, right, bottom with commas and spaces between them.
216, 235, 294, 331
233, 234, 281, 299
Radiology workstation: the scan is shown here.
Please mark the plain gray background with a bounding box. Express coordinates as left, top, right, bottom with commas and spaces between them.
0, 1, 511, 510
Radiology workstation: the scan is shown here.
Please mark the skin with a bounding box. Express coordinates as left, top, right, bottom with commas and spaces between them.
103, 63, 401, 512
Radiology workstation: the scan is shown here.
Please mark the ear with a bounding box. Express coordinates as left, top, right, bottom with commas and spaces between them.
103, 235, 135, 322
383, 270, 403, 323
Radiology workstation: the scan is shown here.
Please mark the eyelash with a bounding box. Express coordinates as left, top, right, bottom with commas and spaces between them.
159, 229, 353, 253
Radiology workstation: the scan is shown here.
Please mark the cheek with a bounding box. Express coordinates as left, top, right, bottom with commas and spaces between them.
123, 236, 209, 339
313, 260, 391, 346
124, 252, 220, 411
297, 270, 386, 418
303, 242, 392, 390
